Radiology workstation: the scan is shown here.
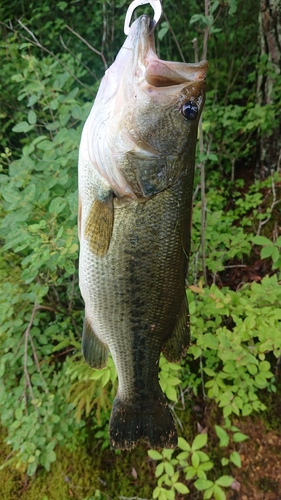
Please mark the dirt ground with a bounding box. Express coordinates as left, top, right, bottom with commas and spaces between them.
227, 418, 281, 500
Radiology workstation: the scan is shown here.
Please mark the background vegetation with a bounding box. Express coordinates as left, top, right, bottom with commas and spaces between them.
0, 0, 280, 499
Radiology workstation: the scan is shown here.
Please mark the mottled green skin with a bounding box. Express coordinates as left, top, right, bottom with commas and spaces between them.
78, 15, 207, 449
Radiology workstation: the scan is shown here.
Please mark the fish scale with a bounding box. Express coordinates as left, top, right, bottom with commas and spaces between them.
78, 14, 207, 449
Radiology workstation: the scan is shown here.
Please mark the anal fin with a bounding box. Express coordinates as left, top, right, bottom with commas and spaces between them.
84, 191, 113, 257
82, 317, 108, 369
162, 295, 190, 363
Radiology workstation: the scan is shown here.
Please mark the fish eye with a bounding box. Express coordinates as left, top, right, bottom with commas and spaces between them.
182, 101, 198, 120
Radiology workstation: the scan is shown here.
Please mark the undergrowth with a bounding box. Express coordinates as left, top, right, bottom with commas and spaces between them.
0, 0, 281, 499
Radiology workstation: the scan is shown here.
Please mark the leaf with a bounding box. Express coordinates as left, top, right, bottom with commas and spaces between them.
230, 451, 241, 468
215, 425, 229, 447
203, 333, 219, 350
221, 458, 229, 466
153, 486, 160, 498
174, 482, 189, 494
192, 433, 208, 450
164, 462, 174, 477
49, 197, 67, 215
165, 385, 177, 401
275, 236, 281, 247
242, 403, 252, 416
261, 245, 274, 259
215, 475, 234, 487
158, 22, 169, 41
148, 450, 163, 461
12, 121, 34, 133
233, 432, 248, 443
177, 437, 191, 451
28, 110, 37, 125
194, 478, 213, 491
271, 246, 280, 263
191, 452, 200, 468
213, 484, 226, 500
259, 360, 271, 371
155, 463, 164, 477
27, 461, 37, 476
251, 235, 272, 246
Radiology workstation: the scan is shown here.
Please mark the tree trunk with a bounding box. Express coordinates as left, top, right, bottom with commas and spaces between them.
256, 0, 281, 179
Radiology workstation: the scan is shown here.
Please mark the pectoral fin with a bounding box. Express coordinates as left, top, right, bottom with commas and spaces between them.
84, 191, 114, 257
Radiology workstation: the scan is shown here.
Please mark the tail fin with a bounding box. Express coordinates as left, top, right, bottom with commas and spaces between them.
109, 394, 177, 450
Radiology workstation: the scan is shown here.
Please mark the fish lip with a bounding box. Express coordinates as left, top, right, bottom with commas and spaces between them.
126, 15, 208, 86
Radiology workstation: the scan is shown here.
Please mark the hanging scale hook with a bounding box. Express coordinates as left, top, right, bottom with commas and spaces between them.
124, 0, 162, 35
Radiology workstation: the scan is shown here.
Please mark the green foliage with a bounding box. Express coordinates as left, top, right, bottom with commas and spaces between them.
251, 235, 281, 270
0, 33, 89, 474
1, 2, 281, 498
186, 275, 281, 417
148, 434, 235, 500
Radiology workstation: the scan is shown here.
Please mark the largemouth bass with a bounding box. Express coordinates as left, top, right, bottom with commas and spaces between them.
78, 14, 207, 450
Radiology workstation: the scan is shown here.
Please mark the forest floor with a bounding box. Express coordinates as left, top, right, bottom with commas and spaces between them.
231, 419, 281, 500
1, 387, 281, 500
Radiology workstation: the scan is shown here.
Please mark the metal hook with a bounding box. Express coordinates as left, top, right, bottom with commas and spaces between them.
124, 0, 162, 35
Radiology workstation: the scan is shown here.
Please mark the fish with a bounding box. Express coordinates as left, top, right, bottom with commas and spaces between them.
78, 13, 207, 450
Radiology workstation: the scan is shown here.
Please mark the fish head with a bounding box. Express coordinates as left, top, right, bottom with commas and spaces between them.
85, 15, 208, 198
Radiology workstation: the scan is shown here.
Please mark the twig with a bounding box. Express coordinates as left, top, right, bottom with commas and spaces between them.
65, 24, 108, 69
68, 272, 76, 312
223, 264, 247, 269
23, 304, 54, 408
119, 497, 149, 500
193, 36, 207, 285
24, 304, 38, 408
162, 11, 186, 62
28, 330, 49, 393
256, 174, 278, 235
200, 354, 207, 399
59, 35, 99, 81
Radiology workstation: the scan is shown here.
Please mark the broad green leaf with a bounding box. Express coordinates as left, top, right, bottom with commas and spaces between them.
165, 386, 177, 401
153, 486, 160, 498
221, 457, 229, 466
203, 486, 215, 499
251, 235, 272, 246
261, 245, 274, 259
233, 432, 248, 443
213, 484, 226, 500
49, 197, 67, 215
191, 452, 200, 468
194, 478, 213, 491
155, 463, 164, 477
230, 451, 241, 468
203, 333, 219, 350
164, 462, 174, 477
174, 482, 189, 494
177, 437, 191, 451
242, 403, 252, 416
215, 425, 229, 447
259, 360, 271, 371
148, 450, 163, 461
28, 110, 37, 124
12, 121, 34, 133
192, 433, 208, 450
200, 460, 214, 471
215, 475, 234, 487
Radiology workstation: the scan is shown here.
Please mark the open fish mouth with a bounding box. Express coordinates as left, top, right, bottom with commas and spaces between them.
123, 14, 207, 89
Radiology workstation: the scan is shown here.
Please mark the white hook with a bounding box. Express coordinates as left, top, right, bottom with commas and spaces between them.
124, 0, 162, 35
